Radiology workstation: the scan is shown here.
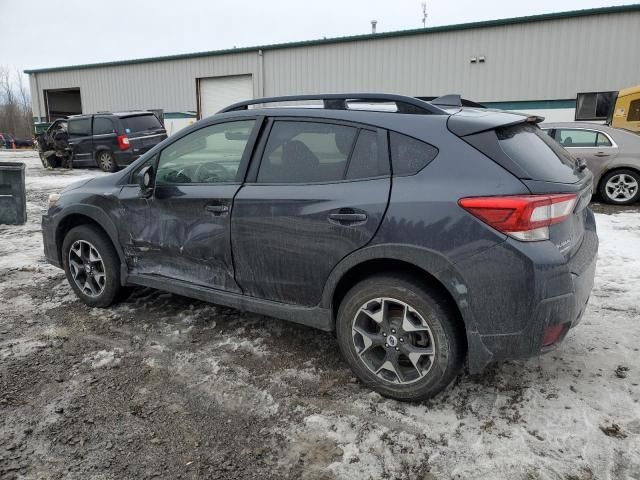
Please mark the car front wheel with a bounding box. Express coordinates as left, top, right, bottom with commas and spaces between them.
336, 274, 465, 401
62, 225, 122, 307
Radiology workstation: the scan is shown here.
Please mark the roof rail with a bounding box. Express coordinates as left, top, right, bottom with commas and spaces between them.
218, 93, 449, 115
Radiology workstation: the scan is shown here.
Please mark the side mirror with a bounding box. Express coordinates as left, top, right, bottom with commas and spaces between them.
137, 165, 154, 197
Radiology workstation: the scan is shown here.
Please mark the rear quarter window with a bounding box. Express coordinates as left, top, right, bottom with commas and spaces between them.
496, 123, 577, 183
389, 132, 438, 176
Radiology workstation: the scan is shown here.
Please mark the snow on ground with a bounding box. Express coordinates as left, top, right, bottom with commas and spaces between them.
0, 152, 639, 479
0, 151, 107, 270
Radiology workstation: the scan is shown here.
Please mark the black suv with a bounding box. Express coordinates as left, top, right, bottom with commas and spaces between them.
38, 112, 167, 171
42, 94, 598, 401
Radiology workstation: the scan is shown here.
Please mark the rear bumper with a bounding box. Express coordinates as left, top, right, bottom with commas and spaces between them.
456, 211, 598, 372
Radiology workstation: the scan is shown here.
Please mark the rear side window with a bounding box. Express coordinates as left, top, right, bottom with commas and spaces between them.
496, 123, 576, 183
597, 132, 612, 147
389, 132, 438, 175
67, 118, 91, 137
93, 117, 115, 135
121, 114, 162, 133
257, 121, 357, 183
556, 129, 598, 147
345, 130, 386, 179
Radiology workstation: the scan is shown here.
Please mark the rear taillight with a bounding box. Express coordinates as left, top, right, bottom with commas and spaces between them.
458, 194, 577, 241
117, 134, 130, 150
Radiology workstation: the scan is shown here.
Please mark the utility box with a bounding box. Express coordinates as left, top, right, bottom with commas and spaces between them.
0, 162, 27, 225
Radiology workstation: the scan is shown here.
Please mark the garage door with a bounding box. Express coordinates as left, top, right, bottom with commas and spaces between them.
199, 75, 253, 119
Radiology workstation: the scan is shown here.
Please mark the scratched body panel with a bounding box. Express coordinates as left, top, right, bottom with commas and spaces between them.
117, 183, 240, 292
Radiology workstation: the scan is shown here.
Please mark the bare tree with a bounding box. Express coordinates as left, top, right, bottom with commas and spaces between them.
0, 66, 33, 139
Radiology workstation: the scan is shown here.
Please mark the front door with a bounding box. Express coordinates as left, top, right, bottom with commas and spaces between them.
232, 119, 391, 306
118, 118, 260, 292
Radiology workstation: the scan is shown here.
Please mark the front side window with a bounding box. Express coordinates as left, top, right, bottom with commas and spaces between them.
556, 129, 599, 148
93, 117, 115, 135
67, 118, 91, 137
257, 121, 357, 183
156, 120, 255, 185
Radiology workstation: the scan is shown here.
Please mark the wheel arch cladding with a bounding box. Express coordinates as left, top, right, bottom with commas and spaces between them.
55, 207, 126, 280
323, 248, 470, 354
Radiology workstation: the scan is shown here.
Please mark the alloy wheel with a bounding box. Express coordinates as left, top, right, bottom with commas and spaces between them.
68, 240, 107, 297
99, 153, 113, 171
605, 173, 638, 202
352, 297, 436, 384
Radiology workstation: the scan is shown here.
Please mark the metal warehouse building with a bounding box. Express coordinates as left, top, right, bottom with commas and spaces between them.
26, 4, 640, 133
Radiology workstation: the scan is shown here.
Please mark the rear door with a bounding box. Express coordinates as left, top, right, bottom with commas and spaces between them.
552, 128, 618, 182
231, 118, 391, 306
120, 114, 168, 157
67, 117, 93, 165
92, 116, 118, 156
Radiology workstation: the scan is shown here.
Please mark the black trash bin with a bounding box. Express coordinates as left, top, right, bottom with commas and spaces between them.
0, 162, 27, 225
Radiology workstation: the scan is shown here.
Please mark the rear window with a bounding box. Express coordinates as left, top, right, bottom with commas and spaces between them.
121, 114, 162, 133
496, 123, 577, 183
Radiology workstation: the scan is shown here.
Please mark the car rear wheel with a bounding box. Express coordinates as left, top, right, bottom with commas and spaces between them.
62, 225, 122, 308
336, 274, 465, 401
96, 151, 118, 172
599, 169, 640, 205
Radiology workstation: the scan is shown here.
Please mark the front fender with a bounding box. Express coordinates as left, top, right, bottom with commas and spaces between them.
53, 204, 128, 284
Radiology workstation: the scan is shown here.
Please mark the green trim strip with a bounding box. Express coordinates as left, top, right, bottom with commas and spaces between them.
24, 4, 640, 74
483, 99, 576, 110
164, 112, 197, 119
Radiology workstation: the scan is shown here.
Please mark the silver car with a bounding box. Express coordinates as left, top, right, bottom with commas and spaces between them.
543, 122, 640, 205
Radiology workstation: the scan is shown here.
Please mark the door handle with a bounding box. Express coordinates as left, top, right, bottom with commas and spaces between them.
328, 212, 367, 224
594, 152, 609, 157
205, 204, 229, 215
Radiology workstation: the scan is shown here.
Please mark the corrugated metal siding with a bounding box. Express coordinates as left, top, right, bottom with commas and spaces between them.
29, 11, 639, 118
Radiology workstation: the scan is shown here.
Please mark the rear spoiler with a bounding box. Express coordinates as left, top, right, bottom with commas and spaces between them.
447, 109, 544, 137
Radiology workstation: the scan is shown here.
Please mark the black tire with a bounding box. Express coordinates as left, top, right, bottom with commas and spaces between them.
336, 274, 465, 401
598, 169, 640, 205
96, 151, 118, 172
61, 225, 122, 308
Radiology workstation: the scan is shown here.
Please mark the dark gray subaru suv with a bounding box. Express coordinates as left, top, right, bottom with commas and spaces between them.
41, 94, 598, 401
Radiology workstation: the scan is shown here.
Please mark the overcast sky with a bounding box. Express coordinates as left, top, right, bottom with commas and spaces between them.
1, 0, 636, 75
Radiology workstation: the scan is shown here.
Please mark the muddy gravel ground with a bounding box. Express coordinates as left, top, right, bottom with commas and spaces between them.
1, 152, 639, 480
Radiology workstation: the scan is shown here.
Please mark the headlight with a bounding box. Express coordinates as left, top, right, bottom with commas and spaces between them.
48, 193, 61, 209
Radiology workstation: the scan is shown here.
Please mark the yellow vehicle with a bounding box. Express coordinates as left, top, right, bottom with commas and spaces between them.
611, 86, 640, 132
575, 85, 640, 133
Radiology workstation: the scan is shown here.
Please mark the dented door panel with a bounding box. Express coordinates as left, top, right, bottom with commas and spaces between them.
118, 184, 240, 292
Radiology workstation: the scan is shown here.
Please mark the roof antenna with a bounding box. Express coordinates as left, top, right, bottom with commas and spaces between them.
371, 20, 377, 34
421, 2, 428, 28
